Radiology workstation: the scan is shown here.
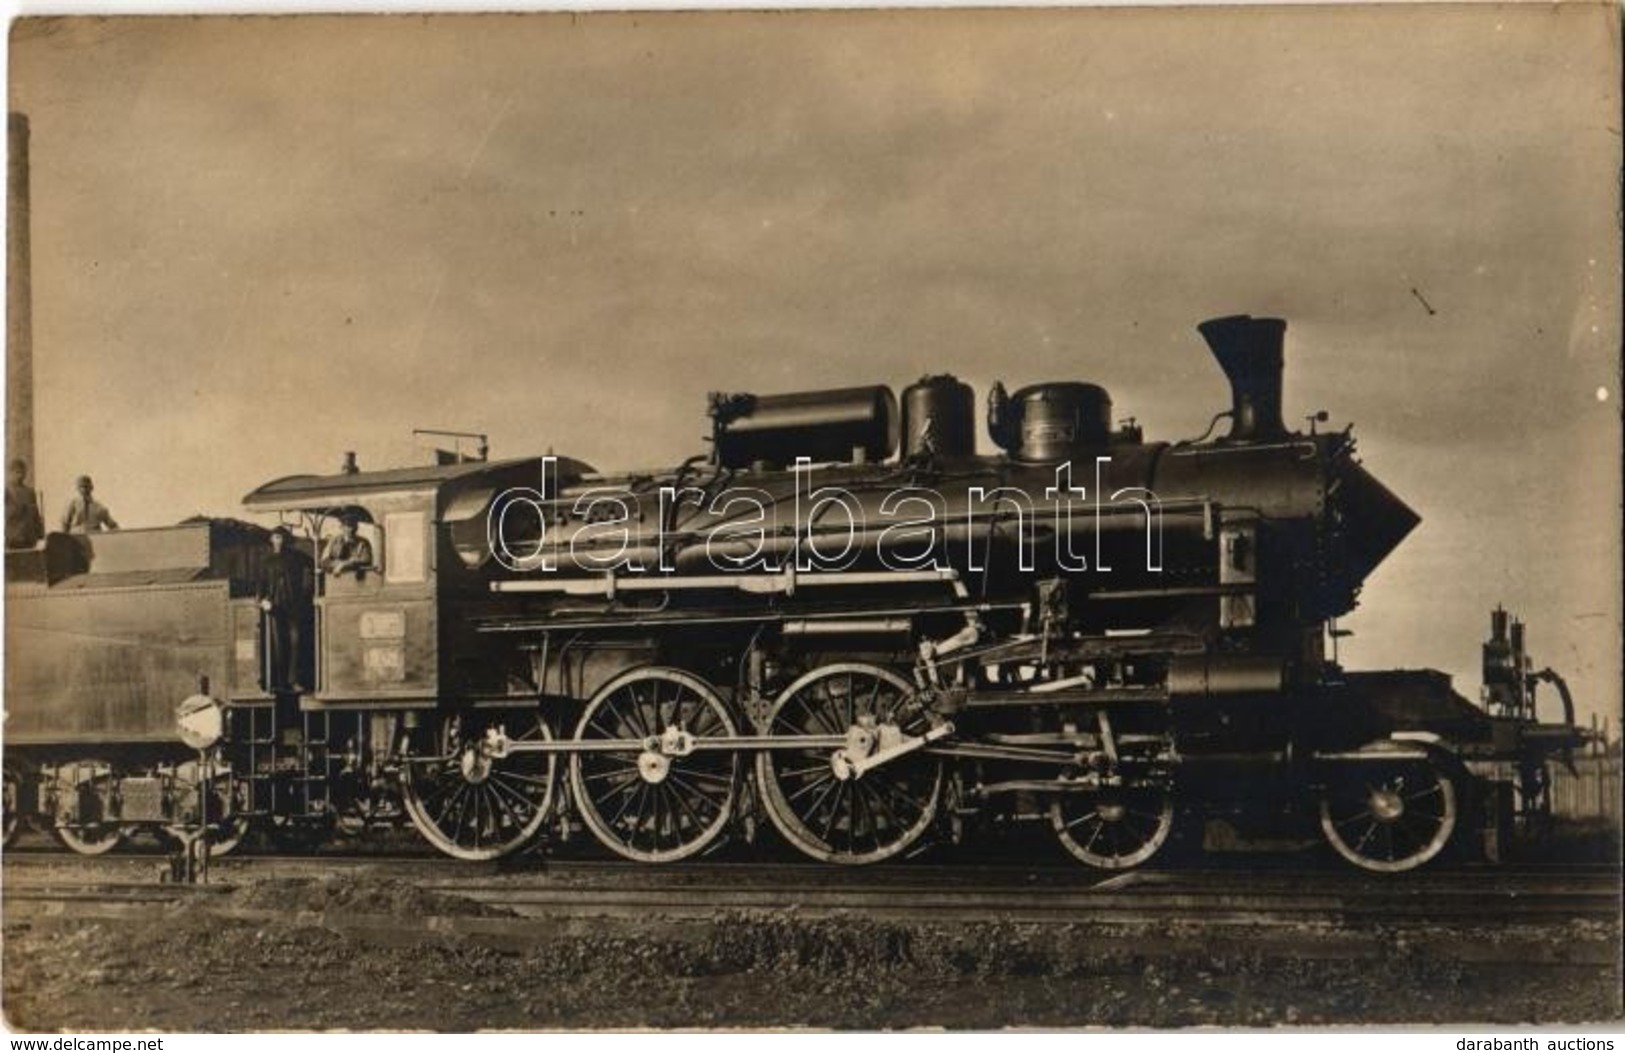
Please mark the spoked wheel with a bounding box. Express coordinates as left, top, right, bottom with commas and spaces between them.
2, 765, 21, 848
757, 663, 943, 865
1051, 785, 1174, 869
402, 711, 558, 861
570, 668, 739, 863
1319, 751, 1458, 873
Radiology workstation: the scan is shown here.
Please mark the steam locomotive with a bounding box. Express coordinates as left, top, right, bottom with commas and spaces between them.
2, 315, 1586, 872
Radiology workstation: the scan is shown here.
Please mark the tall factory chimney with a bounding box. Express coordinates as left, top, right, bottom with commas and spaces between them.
7, 112, 34, 473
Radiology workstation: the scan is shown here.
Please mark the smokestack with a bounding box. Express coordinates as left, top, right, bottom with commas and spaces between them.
8, 112, 34, 472
1197, 314, 1287, 442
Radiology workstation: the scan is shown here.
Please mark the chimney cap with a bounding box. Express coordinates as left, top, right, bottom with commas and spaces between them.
1197, 313, 1287, 345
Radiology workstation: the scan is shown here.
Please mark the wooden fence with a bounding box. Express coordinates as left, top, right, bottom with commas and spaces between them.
1549, 752, 1622, 822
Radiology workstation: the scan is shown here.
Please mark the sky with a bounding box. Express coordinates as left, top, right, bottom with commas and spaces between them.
6, 6, 1621, 728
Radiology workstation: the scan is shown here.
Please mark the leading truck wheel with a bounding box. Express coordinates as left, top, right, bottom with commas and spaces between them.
570, 667, 740, 863
757, 663, 943, 865
402, 711, 557, 861
1319, 751, 1458, 873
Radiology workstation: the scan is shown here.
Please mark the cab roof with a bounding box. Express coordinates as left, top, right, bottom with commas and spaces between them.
241, 456, 589, 514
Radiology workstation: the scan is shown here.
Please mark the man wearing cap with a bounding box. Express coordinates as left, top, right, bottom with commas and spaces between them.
6, 458, 44, 549
60, 475, 118, 533
321, 514, 374, 578
257, 526, 312, 693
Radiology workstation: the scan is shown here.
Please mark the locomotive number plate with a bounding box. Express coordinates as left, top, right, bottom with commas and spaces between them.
359, 610, 406, 640
363, 644, 407, 682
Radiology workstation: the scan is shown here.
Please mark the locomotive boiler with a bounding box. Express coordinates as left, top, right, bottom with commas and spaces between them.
370, 313, 1580, 871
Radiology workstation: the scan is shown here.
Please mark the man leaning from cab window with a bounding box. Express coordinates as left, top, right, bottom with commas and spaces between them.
321, 513, 374, 578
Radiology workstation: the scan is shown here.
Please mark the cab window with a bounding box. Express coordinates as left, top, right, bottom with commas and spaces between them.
384, 511, 426, 583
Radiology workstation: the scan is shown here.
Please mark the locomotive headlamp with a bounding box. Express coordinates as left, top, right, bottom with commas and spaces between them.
175, 694, 225, 751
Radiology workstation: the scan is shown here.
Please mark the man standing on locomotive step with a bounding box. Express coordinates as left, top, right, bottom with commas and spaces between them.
258, 526, 313, 693
59, 474, 117, 533
6, 457, 43, 548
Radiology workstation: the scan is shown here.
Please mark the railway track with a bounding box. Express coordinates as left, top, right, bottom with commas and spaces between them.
6, 855, 1620, 929
5, 839, 1619, 884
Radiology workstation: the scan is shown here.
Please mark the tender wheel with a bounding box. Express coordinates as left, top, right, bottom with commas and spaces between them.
205, 815, 251, 857
1051, 786, 1174, 869
402, 711, 558, 861
757, 663, 942, 865
162, 814, 252, 858
164, 766, 250, 857
54, 820, 124, 856
570, 668, 739, 863
1319, 752, 1458, 873
2, 765, 21, 848
52, 769, 123, 856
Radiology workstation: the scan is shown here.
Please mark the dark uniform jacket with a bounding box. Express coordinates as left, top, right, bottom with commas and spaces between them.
6, 483, 43, 549
258, 549, 313, 613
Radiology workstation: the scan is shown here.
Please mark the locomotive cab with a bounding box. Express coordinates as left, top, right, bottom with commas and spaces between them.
243, 457, 557, 706
234, 501, 434, 706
